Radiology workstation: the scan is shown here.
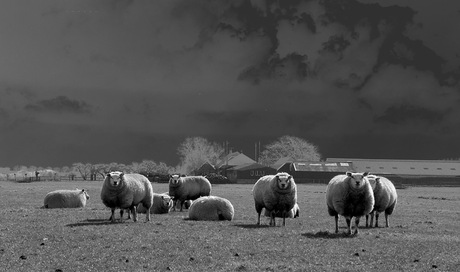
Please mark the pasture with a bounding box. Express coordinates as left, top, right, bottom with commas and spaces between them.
0, 181, 459, 272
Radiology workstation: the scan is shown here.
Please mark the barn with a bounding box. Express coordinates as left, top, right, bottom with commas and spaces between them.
226, 163, 276, 184
277, 161, 355, 184
326, 158, 460, 186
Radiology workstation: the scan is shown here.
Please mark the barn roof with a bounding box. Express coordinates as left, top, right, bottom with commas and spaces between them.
326, 158, 460, 176
283, 161, 355, 172
216, 152, 256, 168
229, 163, 275, 171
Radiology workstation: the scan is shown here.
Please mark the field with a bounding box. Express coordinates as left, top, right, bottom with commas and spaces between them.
0, 181, 459, 272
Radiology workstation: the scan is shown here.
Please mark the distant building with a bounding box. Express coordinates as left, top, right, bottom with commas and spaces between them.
326, 158, 460, 186
215, 152, 256, 176
194, 162, 216, 176
277, 161, 355, 184
226, 163, 276, 184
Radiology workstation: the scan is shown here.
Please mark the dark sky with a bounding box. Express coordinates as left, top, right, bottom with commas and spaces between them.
1, 0, 460, 168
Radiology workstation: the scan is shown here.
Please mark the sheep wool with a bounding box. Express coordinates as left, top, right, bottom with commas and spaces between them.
365, 175, 398, 228
326, 171, 375, 235
168, 174, 212, 212
101, 171, 154, 223
188, 196, 234, 221
44, 189, 89, 208
137, 193, 173, 214
253, 172, 297, 226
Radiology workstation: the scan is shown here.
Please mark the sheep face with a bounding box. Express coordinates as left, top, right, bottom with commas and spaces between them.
346, 171, 369, 190
161, 195, 173, 208
107, 171, 124, 187
276, 174, 293, 190
169, 174, 181, 186
78, 189, 90, 200
366, 175, 379, 190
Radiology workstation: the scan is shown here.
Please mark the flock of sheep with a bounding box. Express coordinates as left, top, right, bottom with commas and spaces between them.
43, 170, 397, 235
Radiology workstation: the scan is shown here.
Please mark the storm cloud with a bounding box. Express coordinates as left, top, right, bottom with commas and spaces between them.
0, 0, 459, 167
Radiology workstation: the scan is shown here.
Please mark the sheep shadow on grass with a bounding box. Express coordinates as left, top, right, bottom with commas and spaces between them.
66, 218, 131, 227
233, 223, 272, 229
301, 231, 356, 239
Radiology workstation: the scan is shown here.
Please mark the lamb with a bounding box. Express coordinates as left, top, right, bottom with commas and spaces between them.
137, 193, 173, 214
188, 196, 234, 221
43, 188, 89, 208
101, 171, 154, 223
326, 171, 374, 235
365, 175, 398, 228
252, 172, 297, 226
168, 174, 212, 212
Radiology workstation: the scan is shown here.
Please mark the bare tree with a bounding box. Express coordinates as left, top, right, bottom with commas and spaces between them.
177, 137, 224, 174
259, 135, 321, 166
72, 163, 92, 180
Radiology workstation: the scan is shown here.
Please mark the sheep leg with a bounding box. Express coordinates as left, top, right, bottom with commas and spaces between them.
145, 205, 150, 222
256, 212, 261, 225
334, 214, 339, 233
127, 209, 131, 220
120, 209, 124, 223
365, 214, 369, 227
354, 217, 360, 235
384, 212, 389, 227
370, 211, 375, 228
270, 211, 276, 227
375, 212, 380, 228
179, 200, 184, 212
110, 208, 116, 223
131, 206, 138, 222
345, 216, 352, 235
282, 211, 286, 227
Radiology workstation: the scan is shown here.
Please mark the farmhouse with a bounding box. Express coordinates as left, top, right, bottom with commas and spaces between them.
326, 158, 460, 186
277, 161, 355, 184
226, 163, 276, 184
215, 151, 256, 176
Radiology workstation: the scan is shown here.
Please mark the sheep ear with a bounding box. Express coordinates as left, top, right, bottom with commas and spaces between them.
363, 172, 369, 177
346, 172, 352, 177
120, 172, 124, 178
106, 173, 111, 178
81, 189, 85, 192
376, 177, 380, 182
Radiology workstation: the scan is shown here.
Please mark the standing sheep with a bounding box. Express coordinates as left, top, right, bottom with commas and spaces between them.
101, 171, 154, 223
137, 193, 173, 214
253, 172, 297, 226
44, 189, 89, 208
188, 196, 234, 221
365, 175, 398, 228
326, 172, 375, 235
168, 174, 212, 212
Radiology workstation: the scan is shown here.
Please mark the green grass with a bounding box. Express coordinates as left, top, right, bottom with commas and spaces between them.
0, 181, 459, 271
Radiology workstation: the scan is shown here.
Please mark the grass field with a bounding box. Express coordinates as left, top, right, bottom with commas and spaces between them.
0, 180, 459, 272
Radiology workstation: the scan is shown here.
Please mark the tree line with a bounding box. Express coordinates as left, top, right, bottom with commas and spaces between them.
3, 135, 321, 180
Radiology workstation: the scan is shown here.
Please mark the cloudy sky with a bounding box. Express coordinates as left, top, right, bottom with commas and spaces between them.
1, 0, 459, 168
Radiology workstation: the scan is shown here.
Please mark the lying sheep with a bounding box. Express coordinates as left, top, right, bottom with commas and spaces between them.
101, 171, 153, 223
326, 172, 374, 235
137, 193, 173, 214
365, 175, 398, 228
188, 196, 234, 221
253, 172, 297, 226
169, 174, 211, 212
44, 188, 89, 208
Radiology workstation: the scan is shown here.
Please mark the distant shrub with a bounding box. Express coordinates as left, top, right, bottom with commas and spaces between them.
205, 173, 230, 184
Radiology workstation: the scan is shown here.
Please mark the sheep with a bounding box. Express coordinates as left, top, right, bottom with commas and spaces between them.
43, 188, 89, 208
252, 172, 297, 226
168, 174, 212, 212
188, 196, 234, 221
326, 171, 374, 235
101, 171, 154, 223
365, 175, 398, 228
137, 193, 173, 214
